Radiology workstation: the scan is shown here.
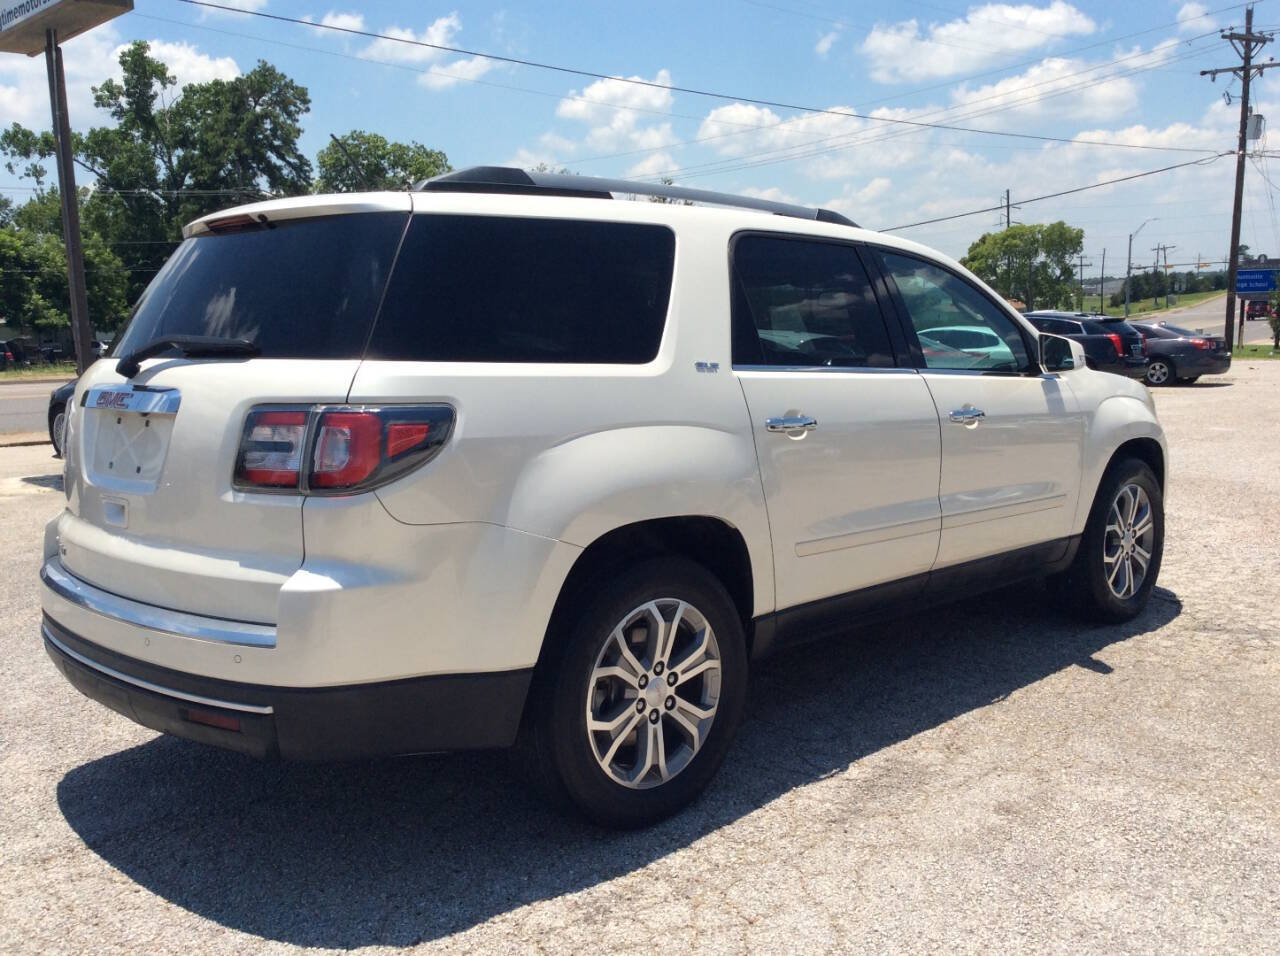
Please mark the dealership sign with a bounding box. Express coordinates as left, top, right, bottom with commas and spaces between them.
0, 0, 130, 55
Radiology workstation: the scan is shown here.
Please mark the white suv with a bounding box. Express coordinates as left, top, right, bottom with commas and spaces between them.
40, 168, 1166, 827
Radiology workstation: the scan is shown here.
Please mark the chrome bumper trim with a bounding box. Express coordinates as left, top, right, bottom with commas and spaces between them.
43, 624, 274, 715
40, 556, 277, 649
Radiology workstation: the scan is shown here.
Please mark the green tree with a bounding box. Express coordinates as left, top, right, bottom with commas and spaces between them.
0, 188, 128, 336
316, 131, 450, 192
961, 222, 1084, 311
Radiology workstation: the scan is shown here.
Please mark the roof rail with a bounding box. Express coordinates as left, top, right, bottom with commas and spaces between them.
414, 166, 858, 227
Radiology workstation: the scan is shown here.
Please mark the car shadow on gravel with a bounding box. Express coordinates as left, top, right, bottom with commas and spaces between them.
56, 584, 1181, 948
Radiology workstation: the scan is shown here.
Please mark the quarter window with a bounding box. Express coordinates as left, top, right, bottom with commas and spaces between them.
369, 215, 675, 363
731, 235, 895, 368
879, 252, 1030, 373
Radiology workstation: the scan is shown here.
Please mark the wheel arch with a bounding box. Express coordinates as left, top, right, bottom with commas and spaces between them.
1074, 396, 1167, 532
533, 516, 757, 674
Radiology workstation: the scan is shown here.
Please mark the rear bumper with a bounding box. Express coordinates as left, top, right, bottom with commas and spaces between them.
42, 613, 532, 760
1119, 356, 1149, 379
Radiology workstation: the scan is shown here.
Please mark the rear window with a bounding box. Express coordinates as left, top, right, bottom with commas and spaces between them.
368, 215, 675, 363
114, 213, 408, 360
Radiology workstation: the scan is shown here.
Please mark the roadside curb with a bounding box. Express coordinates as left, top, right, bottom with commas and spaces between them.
0, 432, 51, 448
0, 377, 74, 387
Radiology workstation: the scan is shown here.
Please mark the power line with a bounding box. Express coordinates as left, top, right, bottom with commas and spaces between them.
173, 0, 1234, 157
650, 42, 1220, 182
880, 153, 1230, 231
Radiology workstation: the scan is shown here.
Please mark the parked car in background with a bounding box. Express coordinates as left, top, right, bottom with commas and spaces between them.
39, 168, 1168, 827
1131, 321, 1231, 385
48, 379, 76, 457
1023, 311, 1148, 379
917, 324, 1017, 367
1245, 300, 1271, 320
2, 338, 32, 370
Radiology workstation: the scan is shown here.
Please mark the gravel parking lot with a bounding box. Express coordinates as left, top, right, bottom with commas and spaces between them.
1, 365, 1277, 954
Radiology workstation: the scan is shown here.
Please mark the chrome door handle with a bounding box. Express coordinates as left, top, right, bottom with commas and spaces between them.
765, 415, 818, 432
948, 406, 986, 425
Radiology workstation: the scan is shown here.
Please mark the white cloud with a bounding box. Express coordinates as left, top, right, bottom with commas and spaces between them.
697, 102, 863, 159
554, 70, 677, 153
741, 186, 802, 204
1176, 2, 1214, 34
200, 0, 268, 16
0, 28, 238, 132
303, 11, 365, 34
359, 14, 495, 89
861, 2, 1096, 83
141, 41, 240, 87
626, 152, 676, 178
815, 30, 840, 57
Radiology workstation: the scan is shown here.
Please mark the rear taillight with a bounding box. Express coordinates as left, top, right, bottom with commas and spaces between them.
1190, 337, 1213, 350
236, 410, 307, 487
1137, 331, 1149, 356
1105, 332, 1124, 356
233, 404, 453, 495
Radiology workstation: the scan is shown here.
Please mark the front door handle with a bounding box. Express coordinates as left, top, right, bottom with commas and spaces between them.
948, 405, 986, 426
765, 415, 818, 433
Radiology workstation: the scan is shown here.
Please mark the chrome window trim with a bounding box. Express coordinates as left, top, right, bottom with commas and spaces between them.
42, 624, 274, 716
732, 364, 916, 374
40, 557, 277, 648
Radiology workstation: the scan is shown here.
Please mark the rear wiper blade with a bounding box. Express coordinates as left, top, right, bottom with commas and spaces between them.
116, 335, 259, 378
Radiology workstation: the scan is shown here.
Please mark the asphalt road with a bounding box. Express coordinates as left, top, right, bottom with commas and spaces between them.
1, 366, 1277, 953
0, 380, 68, 436
1153, 293, 1273, 345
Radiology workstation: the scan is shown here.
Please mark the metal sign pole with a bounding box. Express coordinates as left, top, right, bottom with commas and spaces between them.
44, 27, 93, 375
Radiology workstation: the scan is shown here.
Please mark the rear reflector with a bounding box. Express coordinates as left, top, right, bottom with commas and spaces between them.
233, 404, 454, 495
183, 708, 242, 732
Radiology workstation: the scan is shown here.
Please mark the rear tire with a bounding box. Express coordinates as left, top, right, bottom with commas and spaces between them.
1177, 376, 1200, 385
49, 404, 66, 459
1145, 359, 1173, 387
521, 556, 748, 828
1050, 457, 1163, 623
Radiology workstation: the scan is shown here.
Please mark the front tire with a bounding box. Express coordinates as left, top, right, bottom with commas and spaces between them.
1145, 359, 1173, 387
1052, 457, 1164, 623
524, 557, 748, 828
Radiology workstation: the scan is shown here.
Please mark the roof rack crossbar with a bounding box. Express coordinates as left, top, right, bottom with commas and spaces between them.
414, 166, 858, 227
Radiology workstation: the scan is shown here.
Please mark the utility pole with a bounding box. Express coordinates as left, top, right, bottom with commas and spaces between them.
1005, 188, 1011, 229
1099, 248, 1106, 314
1077, 251, 1093, 311
1200, 4, 1279, 351
1152, 244, 1176, 307
1126, 218, 1157, 317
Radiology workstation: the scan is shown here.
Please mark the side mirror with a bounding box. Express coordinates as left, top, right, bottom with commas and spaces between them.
1040, 334, 1085, 374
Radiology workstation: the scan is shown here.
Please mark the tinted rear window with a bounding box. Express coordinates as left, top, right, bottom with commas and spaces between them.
114, 213, 407, 360
368, 215, 675, 363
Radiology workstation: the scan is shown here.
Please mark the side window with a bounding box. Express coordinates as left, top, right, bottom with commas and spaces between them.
878, 252, 1030, 373
732, 235, 895, 368
1039, 318, 1077, 336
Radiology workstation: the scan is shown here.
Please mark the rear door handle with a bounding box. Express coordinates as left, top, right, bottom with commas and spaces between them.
948, 406, 986, 426
765, 415, 818, 433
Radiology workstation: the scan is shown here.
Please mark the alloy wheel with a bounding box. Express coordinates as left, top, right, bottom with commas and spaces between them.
1103, 482, 1155, 599
585, 599, 722, 789
1146, 361, 1170, 386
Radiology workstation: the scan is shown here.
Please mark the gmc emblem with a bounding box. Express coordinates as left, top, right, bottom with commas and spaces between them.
95, 391, 131, 409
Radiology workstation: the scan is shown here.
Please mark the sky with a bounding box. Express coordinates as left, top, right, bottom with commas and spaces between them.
3, 0, 1280, 272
